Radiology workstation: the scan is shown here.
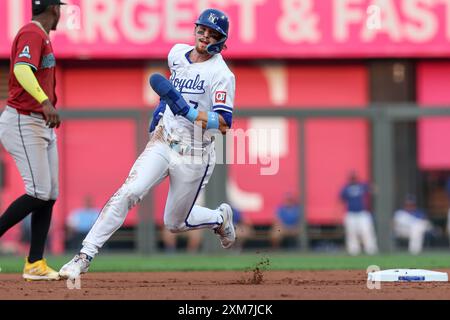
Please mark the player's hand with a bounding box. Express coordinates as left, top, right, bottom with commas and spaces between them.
149, 74, 190, 117
149, 113, 162, 134
149, 99, 167, 133
42, 99, 61, 129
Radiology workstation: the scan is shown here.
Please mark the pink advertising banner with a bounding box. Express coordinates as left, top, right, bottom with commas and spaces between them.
1, 0, 450, 59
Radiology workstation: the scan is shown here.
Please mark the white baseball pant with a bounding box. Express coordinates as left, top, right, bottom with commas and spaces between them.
0, 106, 59, 201
344, 211, 378, 255
80, 125, 223, 257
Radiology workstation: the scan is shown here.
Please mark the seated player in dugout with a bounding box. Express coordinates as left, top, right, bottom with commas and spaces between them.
393, 194, 433, 255
270, 193, 302, 249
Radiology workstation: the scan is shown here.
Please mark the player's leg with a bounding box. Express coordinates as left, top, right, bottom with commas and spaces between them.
344, 214, 361, 255
48, 130, 59, 201
163, 152, 222, 232
360, 211, 379, 255
0, 113, 59, 280
270, 222, 284, 249
0, 112, 52, 235
2, 114, 54, 200
0, 112, 51, 238
60, 139, 171, 279
163, 150, 236, 248
81, 141, 170, 258
0, 195, 48, 239
18, 122, 61, 281
28, 133, 58, 263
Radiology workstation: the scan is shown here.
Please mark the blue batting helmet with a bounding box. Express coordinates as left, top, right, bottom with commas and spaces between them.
195, 9, 229, 55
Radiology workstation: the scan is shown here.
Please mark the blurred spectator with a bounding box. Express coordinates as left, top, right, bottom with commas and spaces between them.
66, 195, 100, 250
231, 207, 253, 250
270, 193, 302, 249
340, 171, 378, 256
162, 228, 203, 253
393, 194, 432, 255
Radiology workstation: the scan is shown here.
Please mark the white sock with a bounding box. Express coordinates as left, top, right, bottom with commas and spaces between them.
80, 241, 98, 259
186, 205, 223, 230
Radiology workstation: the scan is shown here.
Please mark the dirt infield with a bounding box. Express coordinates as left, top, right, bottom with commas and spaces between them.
1, 270, 450, 300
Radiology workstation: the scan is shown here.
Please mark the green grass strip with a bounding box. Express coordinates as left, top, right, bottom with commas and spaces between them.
1, 252, 449, 274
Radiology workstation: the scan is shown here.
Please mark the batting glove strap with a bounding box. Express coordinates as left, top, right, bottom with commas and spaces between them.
186, 107, 199, 123
206, 112, 220, 130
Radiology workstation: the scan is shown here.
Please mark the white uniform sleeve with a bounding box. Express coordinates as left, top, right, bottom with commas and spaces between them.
167, 45, 178, 68
211, 71, 235, 114
168, 44, 191, 68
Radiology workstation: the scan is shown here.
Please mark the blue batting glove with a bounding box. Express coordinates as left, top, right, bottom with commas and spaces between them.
149, 74, 190, 117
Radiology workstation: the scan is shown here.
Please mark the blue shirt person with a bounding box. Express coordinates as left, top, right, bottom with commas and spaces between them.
393, 194, 432, 254
66, 195, 100, 250
277, 203, 302, 227
271, 193, 302, 249
340, 173, 371, 213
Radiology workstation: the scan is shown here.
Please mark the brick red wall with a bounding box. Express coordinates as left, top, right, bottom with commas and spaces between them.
417, 62, 450, 169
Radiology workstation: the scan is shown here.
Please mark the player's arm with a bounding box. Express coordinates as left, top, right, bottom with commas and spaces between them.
13, 64, 60, 128
192, 111, 229, 135
14, 64, 49, 104
13, 32, 60, 128
149, 74, 233, 135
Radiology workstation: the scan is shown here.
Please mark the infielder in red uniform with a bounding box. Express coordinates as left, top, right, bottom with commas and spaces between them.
0, 0, 65, 281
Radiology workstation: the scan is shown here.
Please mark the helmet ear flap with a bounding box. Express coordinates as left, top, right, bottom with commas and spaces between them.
206, 37, 227, 55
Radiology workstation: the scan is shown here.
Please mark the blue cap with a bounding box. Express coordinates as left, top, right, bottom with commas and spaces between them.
195, 9, 229, 54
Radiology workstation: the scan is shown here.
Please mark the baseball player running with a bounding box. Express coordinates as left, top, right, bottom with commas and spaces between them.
0, 0, 65, 281
60, 8, 236, 279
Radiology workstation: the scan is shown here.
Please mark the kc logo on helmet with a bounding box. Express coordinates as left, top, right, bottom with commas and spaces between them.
208, 13, 219, 24
215, 91, 227, 103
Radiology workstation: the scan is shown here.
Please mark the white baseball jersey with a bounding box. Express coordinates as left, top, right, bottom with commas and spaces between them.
162, 44, 236, 147
393, 209, 431, 254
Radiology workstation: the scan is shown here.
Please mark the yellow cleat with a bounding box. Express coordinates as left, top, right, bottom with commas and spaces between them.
23, 258, 60, 281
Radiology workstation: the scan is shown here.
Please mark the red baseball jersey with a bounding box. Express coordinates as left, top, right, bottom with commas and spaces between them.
7, 22, 57, 113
